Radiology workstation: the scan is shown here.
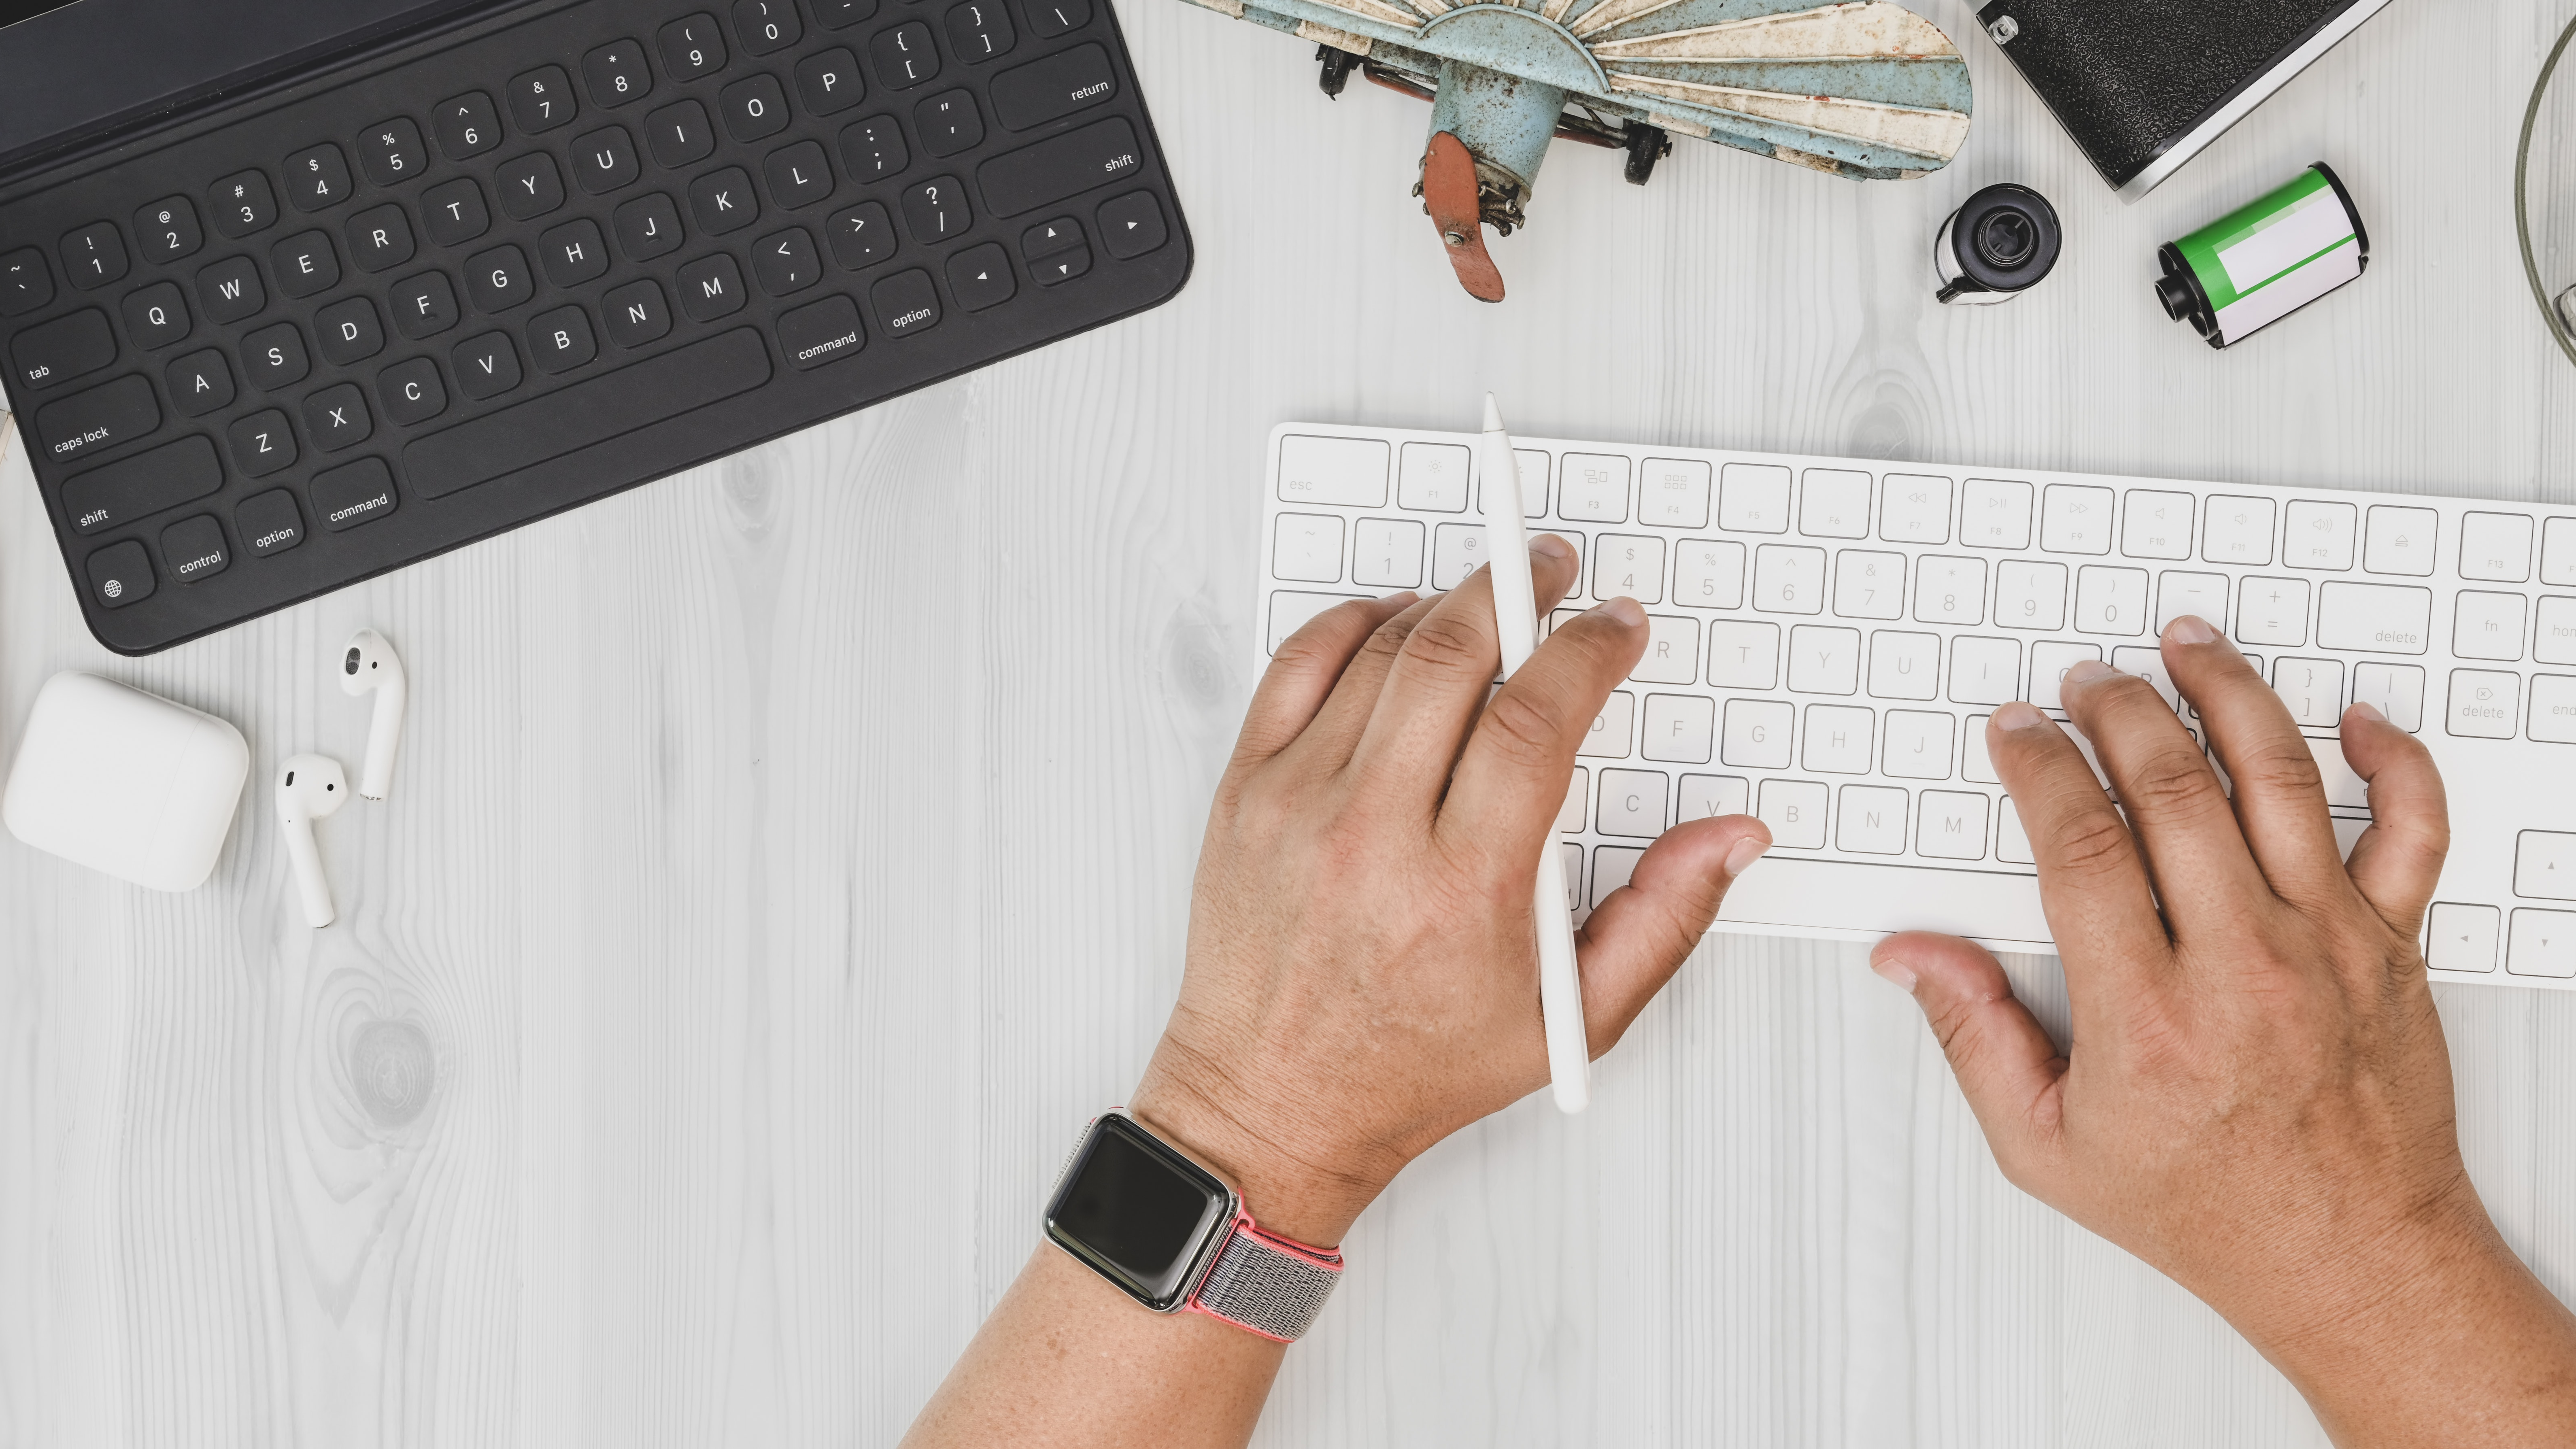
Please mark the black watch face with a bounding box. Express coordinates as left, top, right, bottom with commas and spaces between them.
1044, 1115, 1229, 1310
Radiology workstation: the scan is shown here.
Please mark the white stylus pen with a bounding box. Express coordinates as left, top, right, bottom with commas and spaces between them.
1480, 395, 1592, 1115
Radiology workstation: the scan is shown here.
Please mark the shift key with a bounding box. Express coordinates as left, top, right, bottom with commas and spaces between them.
62, 435, 223, 534
977, 116, 1143, 218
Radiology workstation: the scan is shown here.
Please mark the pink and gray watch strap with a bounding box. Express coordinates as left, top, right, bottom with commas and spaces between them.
1188, 1212, 1344, 1343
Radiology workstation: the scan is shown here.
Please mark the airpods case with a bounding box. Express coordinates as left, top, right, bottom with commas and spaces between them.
3, 672, 249, 891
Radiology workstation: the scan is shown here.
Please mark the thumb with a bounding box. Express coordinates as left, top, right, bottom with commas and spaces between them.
1574, 814, 1770, 1057
1870, 931, 2069, 1180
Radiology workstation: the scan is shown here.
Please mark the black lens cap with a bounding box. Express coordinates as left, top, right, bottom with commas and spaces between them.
1949, 184, 2061, 293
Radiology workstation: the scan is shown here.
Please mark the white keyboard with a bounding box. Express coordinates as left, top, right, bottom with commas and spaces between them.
1256, 423, 2576, 987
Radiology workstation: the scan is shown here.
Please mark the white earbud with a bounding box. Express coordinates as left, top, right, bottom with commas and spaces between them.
277, 754, 349, 928
339, 629, 406, 801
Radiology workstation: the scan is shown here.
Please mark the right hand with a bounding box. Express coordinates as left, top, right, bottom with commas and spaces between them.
1869, 615, 2576, 1444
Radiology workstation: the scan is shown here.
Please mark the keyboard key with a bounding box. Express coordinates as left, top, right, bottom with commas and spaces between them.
466, 245, 535, 312
753, 227, 822, 294
661, 14, 729, 79
281, 144, 352, 216
1596, 768, 1668, 837
1556, 767, 1590, 833
34, 374, 159, 465
345, 204, 415, 272
871, 267, 941, 337
2110, 646, 2179, 711
1641, 693, 1714, 762
1960, 478, 2032, 548
1383, 443, 1466, 514
1719, 698, 1790, 768
2039, 483, 2114, 553
1592, 533, 1664, 602
1582, 691, 1637, 758
765, 140, 837, 208
1799, 468, 1869, 538
497, 153, 567, 220
1994, 796, 2036, 863
2540, 598, 2576, 666
2, 247, 53, 314
377, 358, 447, 425
529, 305, 597, 372
817, 0, 880, 27
1836, 784, 1906, 853
1677, 773, 1749, 821
2027, 641, 2101, 710
872, 21, 943, 89
12, 308, 116, 390
1589, 845, 1643, 909
827, 200, 897, 268
2459, 512, 2532, 582
1832, 549, 1904, 620
1637, 458, 1711, 528
945, 242, 1015, 311
1965, 722, 1999, 784
1351, 517, 1423, 587
1672, 539, 1745, 610
1030, 247, 1089, 285
219, 407, 290, 479
2508, 908, 2576, 978
2446, 668, 2519, 739
573, 126, 641, 193
2199, 495, 2274, 565
677, 253, 748, 320
166, 348, 235, 415
1022, 216, 1083, 260
2234, 575, 2308, 646
302, 382, 373, 450
614, 193, 687, 261
722, 75, 793, 144
452, 331, 523, 399
1882, 709, 1953, 780
358, 118, 430, 185
1757, 779, 1827, 849
2425, 903, 2499, 972
158, 514, 228, 585
2363, 505, 2438, 576
2315, 581, 2431, 654
121, 281, 192, 350
237, 488, 305, 557
583, 40, 654, 107
540, 219, 610, 286
86, 540, 154, 608
1947, 635, 2018, 705
58, 221, 128, 291
432, 92, 502, 160
62, 435, 221, 534
688, 166, 761, 233
995, 42, 1125, 136
1787, 624, 1860, 695
269, 231, 339, 299
1559, 453, 1630, 523
509, 66, 579, 133
1270, 512, 1341, 583
2119, 489, 2192, 560
797, 47, 867, 115
2272, 657, 2343, 727
2454, 591, 2527, 661
902, 175, 971, 243
978, 115, 1146, 219
2153, 570, 2227, 634
1879, 473, 1951, 544
2544, 518, 2576, 586
1717, 462, 1790, 533
948, 0, 1018, 62
2529, 675, 2576, 744
2073, 564, 2148, 635
1632, 614, 1697, 683
1751, 544, 1824, 614
1706, 620, 1778, 689
1916, 789, 1987, 858
646, 100, 717, 169
842, 115, 909, 182
1994, 559, 2066, 630
1428, 523, 1488, 588
2285, 499, 2357, 569
2353, 662, 2424, 732
1024, 0, 1092, 38
423, 178, 490, 247
390, 270, 461, 338
210, 170, 278, 237
133, 199, 202, 263
734, 0, 803, 52
312, 458, 399, 531
602, 278, 673, 348
1866, 630, 1939, 701
2518, 831, 2576, 899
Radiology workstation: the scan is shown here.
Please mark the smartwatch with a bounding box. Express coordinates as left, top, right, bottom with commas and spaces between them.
1042, 1109, 1344, 1343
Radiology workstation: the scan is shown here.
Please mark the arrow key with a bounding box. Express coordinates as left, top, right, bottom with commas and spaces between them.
1020, 216, 1084, 261
2516, 830, 2576, 900
945, 242, 1016, 312
2425, 902, 2499, 973
2508, 907, 2576, 978
1097, 190, 1167, 259
1031, 245, 1090, 287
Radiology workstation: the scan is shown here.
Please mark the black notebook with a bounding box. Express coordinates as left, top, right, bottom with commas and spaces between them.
1976, 0, 2392, 199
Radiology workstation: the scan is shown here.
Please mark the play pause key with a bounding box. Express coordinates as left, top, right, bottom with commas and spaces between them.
946, 243, 1015, 312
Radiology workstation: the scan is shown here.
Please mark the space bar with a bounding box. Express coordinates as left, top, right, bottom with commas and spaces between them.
405, 327, 774, 500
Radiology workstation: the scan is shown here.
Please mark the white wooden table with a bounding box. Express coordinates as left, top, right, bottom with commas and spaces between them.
6, 2, 2576, 1444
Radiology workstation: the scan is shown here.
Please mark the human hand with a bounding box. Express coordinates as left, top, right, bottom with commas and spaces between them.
1129, 538, 1772, 1246
1872, 615, 2576, 1443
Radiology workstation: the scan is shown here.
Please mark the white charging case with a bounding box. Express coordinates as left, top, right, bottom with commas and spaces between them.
3, 672, 250, 892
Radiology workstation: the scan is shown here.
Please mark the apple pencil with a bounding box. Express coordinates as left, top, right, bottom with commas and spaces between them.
1480, 395, 1591, 1115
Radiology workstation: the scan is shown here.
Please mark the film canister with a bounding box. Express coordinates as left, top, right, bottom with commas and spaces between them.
1934, 184, 2062, 305
2155, 163, 2369, 348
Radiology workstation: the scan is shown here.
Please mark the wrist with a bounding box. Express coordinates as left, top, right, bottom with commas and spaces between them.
1129, 1052, 1399, 1247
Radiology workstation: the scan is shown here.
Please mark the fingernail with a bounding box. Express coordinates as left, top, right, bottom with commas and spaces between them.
1724, 837, 1768, 876
1386, 591, 1419, 606
1994, 701, 2051, 731
1870, 954, 1918, 991
2348, 700, 2387, 724
1598, 596, 1646, 627
2062, 659, 2114, 688
1531, 534, 1573, 562
2165, 614, 2218, 645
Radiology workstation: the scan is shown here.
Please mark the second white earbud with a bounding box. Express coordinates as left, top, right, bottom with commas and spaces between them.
277, 754, 349, 928
339, 629, 406, 801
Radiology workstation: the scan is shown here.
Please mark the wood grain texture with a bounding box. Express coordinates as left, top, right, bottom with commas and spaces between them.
5, 2, 2576, 1445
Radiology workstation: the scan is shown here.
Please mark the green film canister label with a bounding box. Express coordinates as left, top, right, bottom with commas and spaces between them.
2155, 164, 2370, 348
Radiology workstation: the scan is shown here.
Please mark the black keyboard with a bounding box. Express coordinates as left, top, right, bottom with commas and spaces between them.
0, 0, 1190, 655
